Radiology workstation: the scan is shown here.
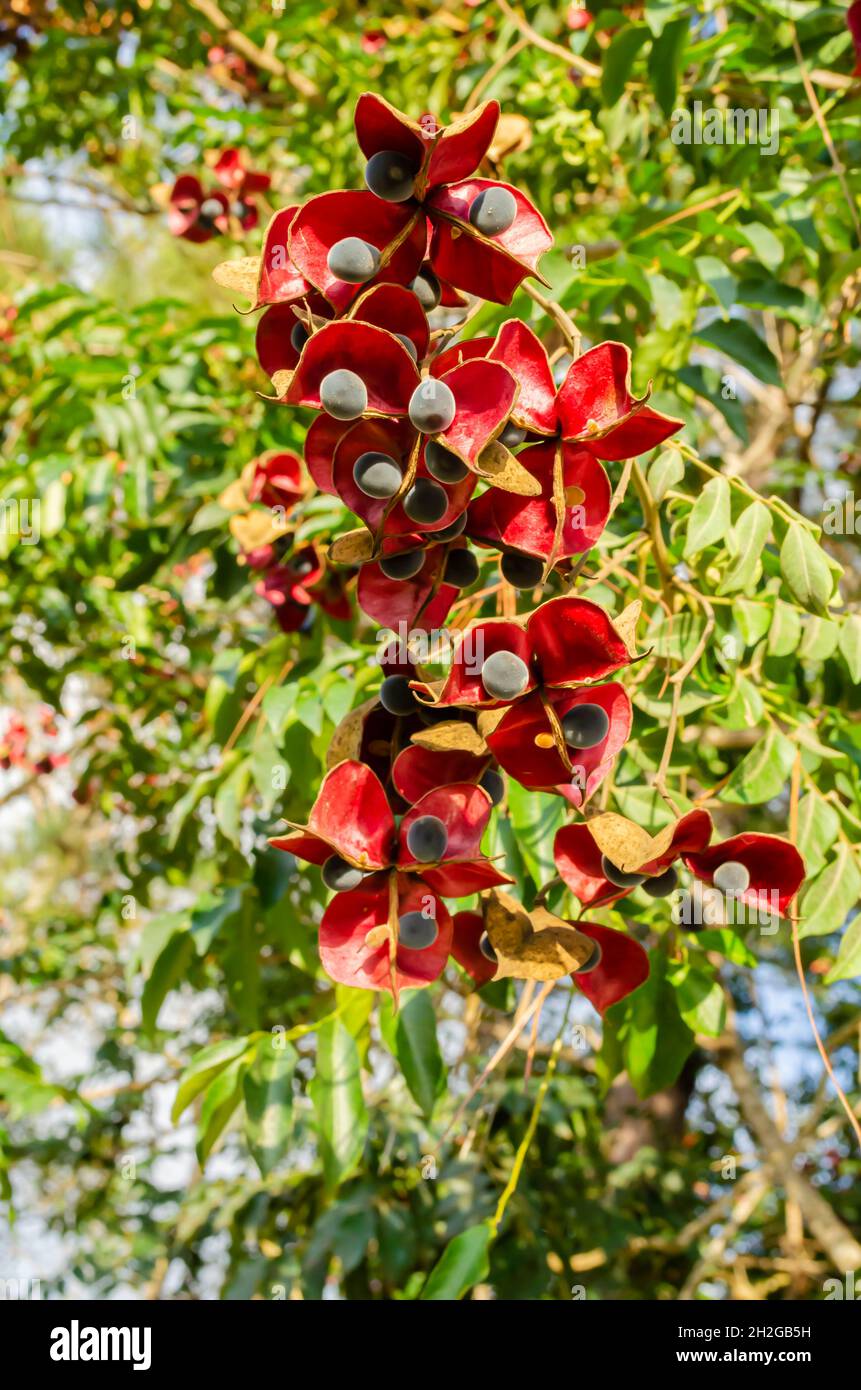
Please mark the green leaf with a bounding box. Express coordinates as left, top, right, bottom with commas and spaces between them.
767, 600, 802, 657
141, 929, 194, 1036
798, 843, 861, 939
779, 523, 833, 614
647, 15, 687, 114
718, 501, 771, 594
647, 448, 684, 503
796, 792, 840, 879
310, 1019, 368, 1191
694, 255, 736, 313
601, 24, 651, 106
799, 617, 840, 662
696, 930, 757, 967
670, 965, 726, 1038
825, 915, 861, 983
243, 1036, 297, 1176
420, 1223, 493, 1301
721, 727, 796, 805
172, 1036, 254, 1122
507, 782, 566, 888
683, 476, 731, 558
197, 1055, 247, 1164
394, 990, 445, 1118
624, 952, 694, 1098
839, 615, 861, 682
693, 318, 781, 387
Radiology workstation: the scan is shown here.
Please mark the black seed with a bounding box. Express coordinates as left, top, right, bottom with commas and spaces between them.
409, 379, 456, 434
290, 321, 309, 353
425, 440, 468, 484
713, 860, 750, 894
574, 938, 603, 974
231, 200, 252, 220
499, 421, 526, 448
406, 814, 448, 863
643, 867, 678, 898
469, 186, 517, 237
353, 451, 403, 499
410, 270, 441, 311
600, 855, 646, 889
319, 369, 367, 420
480, 768, 504, 805
403, 477, 448, 524
398, 910, 439, 950
444, 548, 479, 589
199, 197, 224, 219
561, 703, 610, 750
364, 149, 418, 203
501, 551, 544, 590
321, 854, 364, 892
379, 674, 418, 716
326, 236, 380, 284
479, 932, 497, 963
427, 512, 468, 542
379, 549, 426, 580
481, 650, 530, 701
418, 706, 452, 726
395, 333, 418, 360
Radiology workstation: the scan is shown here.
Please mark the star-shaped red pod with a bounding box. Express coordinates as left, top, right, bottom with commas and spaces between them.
412, 594, 634, 710
392, 741, 492, 806
212, 147, 271, 229
485, 681, 632, 803
168, 175, 229, 242
849, 1, 861, 76
450, 909, 497, 988
269, 760, 510, 897
487, 320, 684, 462
320, 878, 453, 995
683, 833, 805, 919
288, 189, 428, 312
353, 94, 553, 303
255, 545, 350, 632
245, 450, 304, 510
357, 540, 461, 631
572, 923, 650, 1015
554, 809, 714, 907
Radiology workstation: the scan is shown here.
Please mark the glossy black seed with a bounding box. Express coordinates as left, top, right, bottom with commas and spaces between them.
469, 186, 517, 236
321, 854, 364, 892
403, 477, 448, 524
427, 512, 468, 542
410, 270, 441, 311
480, 768, 504, 805
574, 938, 603, 974
353, 451, 403, 499
479, 932, 497, 963
231, 200, 253, 220
326, 236, 380, 284
408, 379, 456, 434
499, 421, 526, 448
643, 867, 678, 898
600, 855, 646, 889
481, 650, 530, 701
444, 548, 479, 589
319, 369, 367, 420
364, 149, 418, 203
200, 197, 224, 220
290, 321, 309, 353
379, 549, 426, 580
406, 814, 448, 863
398, 910, 439, 950
425, 440, 468, 484
379, 674, 418, 716
395, 333, 418, 361
561, 703, 610, 750
713, 860, 750, 894
501, 551, 544, 590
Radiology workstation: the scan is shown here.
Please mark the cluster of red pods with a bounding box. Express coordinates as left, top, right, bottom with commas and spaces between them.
169, 148, 271, 242
213, 95, 805, 1005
